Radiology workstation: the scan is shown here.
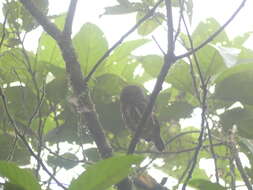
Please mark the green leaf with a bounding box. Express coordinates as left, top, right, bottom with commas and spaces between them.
4, 86, 37, 120
93, 73, 126, 102
166, 61, 194, 94
165, 101, 194, 121
232, 32, 253, 47
37, 15, 66, 67
0, 49, 31, 83
219, 107, 253, 139
192, 18, 229, 46
73, 23, 108, 75
4, 182, 25, 190
37, 33, 64, 67
105, 39, 149, 67
103, 2, 145, 15
212, 44, 241, 68
0, 161, 41, 190
84, 148, 100, 162
137, 12, 164, 36
69, 155, 144, 190
43, 116, 63, 134
103, 5, 136, 15
103, 40, 150, 83
214, 63, 253, 105
47, 153, 78, 170
45, 72, 68, 103
195, 45, 226, 78
0, 134, 30, 165
189, 179, 226, 190
95, 101, 124, 134
138, 54, 163, 77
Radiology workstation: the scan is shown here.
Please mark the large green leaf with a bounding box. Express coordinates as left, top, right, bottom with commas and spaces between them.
4, 86, 37, 120
84, 148, 100, 162
105, 39, 149, 67
93, 74, 126, 100
95, 101, 124, 134
195, 45, 226, 79
164, 101, 194, 121
137, 12, 164, 36
37, 33, 64, 67
214, 63, 253, 105
37, 15, 66, 67
0, 161, 41, 190
0, 49, 31, 83
212, 44, 241, 68
73, 23, 108, 75
45, 71, 68, 103
0, 134, 30, 165
231, 32, 253, 48
166, 61, 194, 94
192, 18, 229, 46
138, 54, 163, 77
219, 107, 253, 139
69, 155, 144, 190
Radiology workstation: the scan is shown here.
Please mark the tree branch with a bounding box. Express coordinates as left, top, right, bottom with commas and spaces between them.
175, 0, 247, 60
127, 0, 175, 154
19, 0, 62, 41
230, 142, 253, 190
63, 0, 78, 39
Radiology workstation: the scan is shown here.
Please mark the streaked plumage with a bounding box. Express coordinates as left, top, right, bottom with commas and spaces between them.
120, 85, 165, 151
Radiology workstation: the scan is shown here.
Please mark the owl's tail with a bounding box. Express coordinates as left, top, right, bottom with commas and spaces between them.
153, 136, 165, 152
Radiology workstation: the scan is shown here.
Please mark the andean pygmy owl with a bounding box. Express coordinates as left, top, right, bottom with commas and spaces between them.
120, 85, 165, 151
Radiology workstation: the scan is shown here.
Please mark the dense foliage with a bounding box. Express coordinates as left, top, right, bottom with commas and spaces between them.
0, 0, 252, 190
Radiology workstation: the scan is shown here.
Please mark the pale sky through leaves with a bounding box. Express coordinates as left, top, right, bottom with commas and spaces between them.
1, 0, 252, 189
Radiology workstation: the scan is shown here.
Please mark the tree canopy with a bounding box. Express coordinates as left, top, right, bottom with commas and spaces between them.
0, 0, 252, 190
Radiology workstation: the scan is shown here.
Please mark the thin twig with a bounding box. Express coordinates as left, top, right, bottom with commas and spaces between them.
229, 156, 236, 190
174, 0, 185, 43
165, 130, 200, 145
151, 35, 166, 55
206, 117, 220, 184
181, 11, 209, 188
182, 89, 207, 190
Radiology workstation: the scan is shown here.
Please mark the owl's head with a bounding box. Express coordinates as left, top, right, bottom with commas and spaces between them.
120, 85, 146, 105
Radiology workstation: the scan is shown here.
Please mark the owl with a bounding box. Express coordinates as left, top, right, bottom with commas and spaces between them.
120, 85, 165, 151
